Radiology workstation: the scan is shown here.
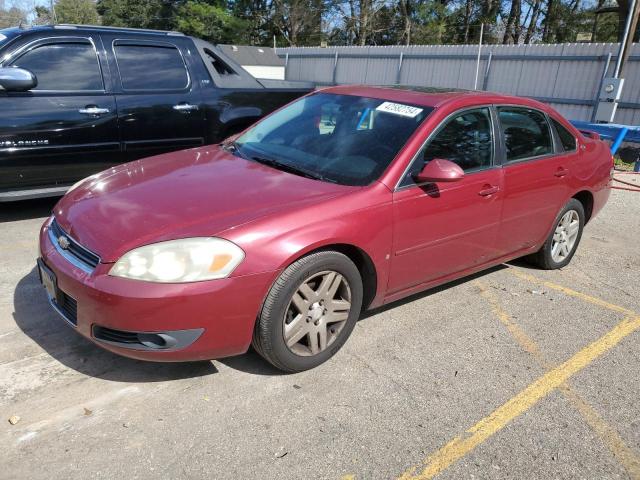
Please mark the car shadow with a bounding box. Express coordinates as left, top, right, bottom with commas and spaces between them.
360, 264, 508, 320
0, 197, 59, 223
13, 268, 218, 382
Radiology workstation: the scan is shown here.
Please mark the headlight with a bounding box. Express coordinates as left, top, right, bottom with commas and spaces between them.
109, 238, 245, 283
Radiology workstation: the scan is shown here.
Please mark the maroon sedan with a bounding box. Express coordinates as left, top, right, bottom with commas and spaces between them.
38, 86, 612, 371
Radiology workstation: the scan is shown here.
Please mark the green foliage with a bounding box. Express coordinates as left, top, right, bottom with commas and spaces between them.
97, 0, 173, 29
55, 0, 101, 25
175, 1, 246, 43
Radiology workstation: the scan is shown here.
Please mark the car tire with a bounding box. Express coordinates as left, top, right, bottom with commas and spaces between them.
529, 198, 585, 270
252, 251, 363, 372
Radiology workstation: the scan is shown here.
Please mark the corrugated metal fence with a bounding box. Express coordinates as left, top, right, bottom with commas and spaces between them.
279, 43, 640, 124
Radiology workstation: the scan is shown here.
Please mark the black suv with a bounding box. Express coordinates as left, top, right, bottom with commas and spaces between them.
0, 24, 313, 201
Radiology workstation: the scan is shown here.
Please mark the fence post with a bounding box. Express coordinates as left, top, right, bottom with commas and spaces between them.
284, 52, 289, 81
332, 51, 339, 85
396, 52, 404, 85
591, 52, 612, 122
474, 23, 484, 90
482, 51, 493, 90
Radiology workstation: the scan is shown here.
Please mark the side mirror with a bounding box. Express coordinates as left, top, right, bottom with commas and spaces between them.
414, 159, 464, 183
0, 67, 37, 92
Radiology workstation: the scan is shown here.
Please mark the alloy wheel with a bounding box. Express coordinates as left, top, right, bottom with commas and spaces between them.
283, 270, 352, 356
551, 209, 580, 263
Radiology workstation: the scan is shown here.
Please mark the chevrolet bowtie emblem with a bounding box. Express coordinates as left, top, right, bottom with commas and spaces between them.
58, 236, 70, 250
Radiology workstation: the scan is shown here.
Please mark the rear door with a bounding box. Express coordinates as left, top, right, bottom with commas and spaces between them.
0, 35, 118, 192
496, 106, 572, 254
388, 106, 504, 296
106, 37, 206, 161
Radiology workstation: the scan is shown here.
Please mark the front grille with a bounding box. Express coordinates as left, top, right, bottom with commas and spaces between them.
55, 289, 78, 326
50, 218, 100, 269
93, 326, 140, 344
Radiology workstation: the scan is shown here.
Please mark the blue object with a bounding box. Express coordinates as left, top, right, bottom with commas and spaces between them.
357, 107, 371, 129
610, 127, 629, 155
570, 121, 640, 146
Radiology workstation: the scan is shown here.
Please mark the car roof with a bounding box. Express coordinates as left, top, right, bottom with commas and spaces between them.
320, 84, 549, 111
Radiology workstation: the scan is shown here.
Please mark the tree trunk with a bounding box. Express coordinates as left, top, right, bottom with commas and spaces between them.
524, 0, 542, 43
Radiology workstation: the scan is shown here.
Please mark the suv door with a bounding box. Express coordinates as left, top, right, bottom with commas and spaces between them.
0, 35, 118, 194
496, 106, 572, 254
107, 38, 205, 161
388, 106, 504, 296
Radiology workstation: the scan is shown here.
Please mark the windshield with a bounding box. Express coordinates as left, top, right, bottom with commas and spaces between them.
234, 93, 433, 186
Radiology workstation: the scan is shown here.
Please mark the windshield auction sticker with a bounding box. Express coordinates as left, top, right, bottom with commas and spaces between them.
375, 102, 423, 118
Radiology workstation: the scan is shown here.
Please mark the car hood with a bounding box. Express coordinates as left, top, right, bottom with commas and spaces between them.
54, 146, 355, 263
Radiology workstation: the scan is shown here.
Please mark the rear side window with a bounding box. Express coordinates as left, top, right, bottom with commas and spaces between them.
10, 41, 102, 91
498, 107, 553, 162
551, 118, 577, 152
114, 43, 188, 90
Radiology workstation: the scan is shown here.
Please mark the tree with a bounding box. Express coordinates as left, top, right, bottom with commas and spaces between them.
175, 0, 245, 43
271, 0, 323, 46
97, 0, 173, 29
0, 5, 27, 28
55, 0, 100, 24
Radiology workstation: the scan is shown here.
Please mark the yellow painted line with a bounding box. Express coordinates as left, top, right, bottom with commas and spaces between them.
398, 313, 640, 480
340, 475, 356, 480
559, 384, 640, 479
507, 267, 636, 316
476, 282, 640, 479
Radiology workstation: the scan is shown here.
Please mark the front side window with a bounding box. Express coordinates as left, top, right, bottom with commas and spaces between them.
115, 43, 188, 90
10, 41, 102, 91
551, 118, 577, 152
234, 93, 433, 186
498, 107, 553, 162
424, 107, 493, 173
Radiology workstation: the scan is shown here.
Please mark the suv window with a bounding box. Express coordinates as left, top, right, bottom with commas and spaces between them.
114, 43, 188, 90
10, 41, 102, 91
423, 107, 493, 172
498, 107, 553, 161
551, 118, 577, 152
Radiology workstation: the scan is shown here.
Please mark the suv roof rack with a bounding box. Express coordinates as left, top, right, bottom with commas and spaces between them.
52, 24, 184, 36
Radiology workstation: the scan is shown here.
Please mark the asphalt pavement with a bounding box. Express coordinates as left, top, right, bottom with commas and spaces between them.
1, 189, 638, 480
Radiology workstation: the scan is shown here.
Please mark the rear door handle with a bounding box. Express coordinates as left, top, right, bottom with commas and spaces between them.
554, 167, 569, 178
478, 185, 500, 196
79, 106, 110, 115
173, 103, 199, 112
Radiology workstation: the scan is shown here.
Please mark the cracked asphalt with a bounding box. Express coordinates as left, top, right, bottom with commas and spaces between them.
1, 188, 639, 480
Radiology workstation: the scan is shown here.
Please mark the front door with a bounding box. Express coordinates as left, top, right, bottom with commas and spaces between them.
108, 38, 205, 161
388, 107, 504, 296
0, 36, 118, 192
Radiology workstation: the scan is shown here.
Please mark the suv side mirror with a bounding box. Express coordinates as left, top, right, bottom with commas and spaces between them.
414, 158, 464, 183
0, 67, 37, 92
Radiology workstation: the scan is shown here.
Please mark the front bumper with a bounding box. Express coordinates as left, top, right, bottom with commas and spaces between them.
39, 218, 278, 362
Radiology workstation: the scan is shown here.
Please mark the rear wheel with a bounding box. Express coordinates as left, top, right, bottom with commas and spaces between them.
253, 251, 363, 372
529, 198, 585, 269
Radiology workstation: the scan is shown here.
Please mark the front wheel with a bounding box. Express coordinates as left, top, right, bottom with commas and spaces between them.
252, 251, 363, 372
529, 198, 585, 269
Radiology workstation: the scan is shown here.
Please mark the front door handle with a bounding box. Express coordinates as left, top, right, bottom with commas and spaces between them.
173, 103, 199, 112
554, 167, 569, 178
478, 185, 500, 196
79, 106, 110, 115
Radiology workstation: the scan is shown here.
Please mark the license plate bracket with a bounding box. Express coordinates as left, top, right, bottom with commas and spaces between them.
37, 258, 59, 303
